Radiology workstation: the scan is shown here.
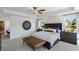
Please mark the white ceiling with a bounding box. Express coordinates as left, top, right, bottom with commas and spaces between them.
2, 7, 74, 14
0, 7, 77, 16
32, 7, 67, 13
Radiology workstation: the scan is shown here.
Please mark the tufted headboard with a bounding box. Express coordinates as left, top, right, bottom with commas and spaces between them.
44, 23, 62, 30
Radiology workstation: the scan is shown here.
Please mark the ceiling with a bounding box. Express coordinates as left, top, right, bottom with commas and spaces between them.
3, 7, 74, 13
0, 7, 77, 16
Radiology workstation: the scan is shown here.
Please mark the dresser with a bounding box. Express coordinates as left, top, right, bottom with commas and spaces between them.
0, 34, 1, 51
60, 31, 77, 45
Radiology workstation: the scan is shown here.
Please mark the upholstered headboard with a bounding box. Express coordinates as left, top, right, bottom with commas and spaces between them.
45, 23, 62, 30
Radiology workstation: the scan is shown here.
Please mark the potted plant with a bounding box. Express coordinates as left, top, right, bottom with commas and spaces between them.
65, 18, 77, 32
70, 19, 77, 32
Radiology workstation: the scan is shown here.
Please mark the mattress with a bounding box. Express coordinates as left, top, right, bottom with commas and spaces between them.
32, 31, 60, 46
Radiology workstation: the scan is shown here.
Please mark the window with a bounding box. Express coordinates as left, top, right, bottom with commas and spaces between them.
64, 15, 77, 33
38, 20, 45, 29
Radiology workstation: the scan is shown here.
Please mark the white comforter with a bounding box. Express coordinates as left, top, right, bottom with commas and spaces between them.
32, 31, 60, 46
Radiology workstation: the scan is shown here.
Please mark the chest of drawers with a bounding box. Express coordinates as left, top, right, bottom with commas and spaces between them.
60, 32, 77, 45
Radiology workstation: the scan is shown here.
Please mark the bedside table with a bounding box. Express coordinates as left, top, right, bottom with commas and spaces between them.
60, 31, 77, 45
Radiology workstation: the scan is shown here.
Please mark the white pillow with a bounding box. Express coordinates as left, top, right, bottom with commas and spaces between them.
58, 30, 61, 33
52, 29, 56, 33
52, 29, 61, 33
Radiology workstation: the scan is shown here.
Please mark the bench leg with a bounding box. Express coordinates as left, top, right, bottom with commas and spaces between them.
31, 47, 36, 51
33, 48, 36, 51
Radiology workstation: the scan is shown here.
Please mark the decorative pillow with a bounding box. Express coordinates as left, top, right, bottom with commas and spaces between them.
52, 29, 56, 33
43, 29, 53, 32
44, 30, 53, 32
58, 30, 61, 33
56, 28, 59, 33
56, 28, 61, 33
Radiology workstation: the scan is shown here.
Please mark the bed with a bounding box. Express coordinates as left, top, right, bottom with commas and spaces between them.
31, 23, 62, 49
32, 31, 60, 48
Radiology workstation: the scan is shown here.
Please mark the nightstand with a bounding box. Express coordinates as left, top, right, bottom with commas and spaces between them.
60, 31, 77, 45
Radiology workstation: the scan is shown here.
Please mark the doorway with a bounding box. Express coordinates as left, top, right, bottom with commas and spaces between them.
0, 21, 4, 34
0, 20, 10, 40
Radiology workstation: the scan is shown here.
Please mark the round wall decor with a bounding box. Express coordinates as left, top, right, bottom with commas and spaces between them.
22, 21, 31, 30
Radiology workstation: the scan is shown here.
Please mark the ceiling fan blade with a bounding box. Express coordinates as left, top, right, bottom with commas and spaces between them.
33, 7, 37, 10
38, 9, 45, 11
38, 11, 42, 14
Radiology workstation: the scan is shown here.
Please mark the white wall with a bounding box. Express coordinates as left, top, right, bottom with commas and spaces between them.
10, 15, 36, 39
0, 13, 11, 35
4, 20, 10, 31
45, 15, 65, 31
45, 15, 62, 23
0, 12, 36, 39
0, 10, 67, 39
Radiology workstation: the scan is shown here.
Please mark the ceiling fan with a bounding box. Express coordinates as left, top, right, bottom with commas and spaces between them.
33, 7, 45, 14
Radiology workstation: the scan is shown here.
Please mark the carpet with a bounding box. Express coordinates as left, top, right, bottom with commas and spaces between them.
1, 37, 79, 51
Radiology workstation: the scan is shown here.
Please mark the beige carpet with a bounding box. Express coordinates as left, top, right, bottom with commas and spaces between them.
1, 36, 79, 51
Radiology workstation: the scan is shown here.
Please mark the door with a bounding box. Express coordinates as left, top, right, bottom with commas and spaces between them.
0, 21, 4, 34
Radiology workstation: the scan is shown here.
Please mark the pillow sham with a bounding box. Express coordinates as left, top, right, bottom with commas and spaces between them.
44, 30, 53, 32
55, 28, 61, 33
52, 29, 56, 33
41, 28, 61, 33
52, 28, 61, 33
43, 29, 53, 32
